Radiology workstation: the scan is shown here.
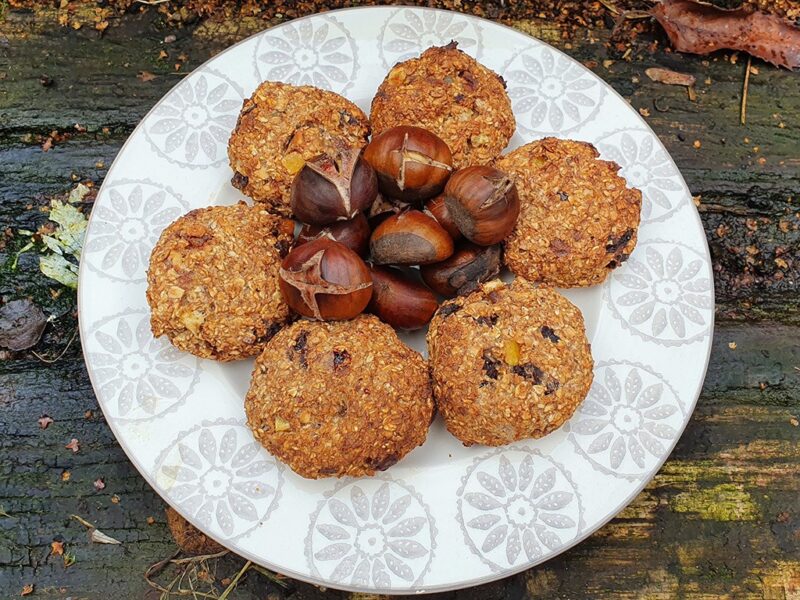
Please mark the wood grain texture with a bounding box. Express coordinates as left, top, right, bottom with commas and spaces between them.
1, 4, 798, 599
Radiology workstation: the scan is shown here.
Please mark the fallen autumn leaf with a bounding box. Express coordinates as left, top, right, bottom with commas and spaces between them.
0, 299, 48, 351
651, 0, 800, 69
645, 67, 696, 87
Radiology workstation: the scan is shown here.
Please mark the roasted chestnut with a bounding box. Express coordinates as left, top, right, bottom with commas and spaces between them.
290, 145, 378, 225
297, 213, 371, 257
279, 238, 372, 321
420, 242, 502, 297
424, 194, 461, 241
370, 210, 454, 265
444, 166, 520, 245
367, 193, 409, 230
363, 126, 453, 203
367, 266, 439, 330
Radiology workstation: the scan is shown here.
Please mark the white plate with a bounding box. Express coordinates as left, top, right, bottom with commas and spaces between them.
78, 6, 714, 593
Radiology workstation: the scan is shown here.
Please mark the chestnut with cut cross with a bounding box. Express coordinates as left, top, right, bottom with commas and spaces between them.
363, 125, 453, 203
278, 238, 373, 321
444, 165, 520, 245
290, 145, 378, 225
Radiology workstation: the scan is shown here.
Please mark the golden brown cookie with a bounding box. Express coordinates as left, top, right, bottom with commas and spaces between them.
227, 81, 370, 216
427, 279, 593, 447
370, 43, 515, 168
245, 315, 434, 479
147, 203, 294, 361
496, 137, 641, 288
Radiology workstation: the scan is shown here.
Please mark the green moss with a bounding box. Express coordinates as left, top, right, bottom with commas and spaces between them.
670, 483, 760, 521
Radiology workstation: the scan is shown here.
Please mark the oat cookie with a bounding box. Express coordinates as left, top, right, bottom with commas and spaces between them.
497, 137, 641, 288
245, 315, 434, 479
147, 203, 294, 361
228, 81, 370, 216
370, 43, 515, 168
427, 279, 593, 446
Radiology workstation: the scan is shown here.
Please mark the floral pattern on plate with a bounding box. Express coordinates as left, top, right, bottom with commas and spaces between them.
378, 8, 483, 67
254, 15, 358, 94
502, 45, 604, 136
84, 179, 188, 282
85, 309, 199, 422
143, 68, 244, 168
597, 128, 687, 223
457, 447, 583, 572
154, 419, 283, 541
606, 240, 713, 346
306, 478, 436, 588
567, 362, 685, 480
78, 7, 713, 593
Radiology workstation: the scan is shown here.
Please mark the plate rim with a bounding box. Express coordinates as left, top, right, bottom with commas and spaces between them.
77, 5, 716, 593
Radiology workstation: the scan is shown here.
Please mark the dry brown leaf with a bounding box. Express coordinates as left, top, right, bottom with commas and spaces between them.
645, 67, 696, 87
651, 0, 800, 69
38, 415, 54, 429
0, 299, 47, 351
90, 529, 122, 545
65, 438, 80, 453
50, 540, 64, 556
137, 70, 157, 82
21, 584, 34, 596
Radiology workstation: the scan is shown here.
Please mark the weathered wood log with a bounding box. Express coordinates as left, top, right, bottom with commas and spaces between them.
1, 3, 799, 598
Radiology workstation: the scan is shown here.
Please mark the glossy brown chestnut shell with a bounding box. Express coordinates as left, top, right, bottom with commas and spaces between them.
290, 146, 378, 225
424, 194, 461, 241
363, 126, 453, 203
278, 238, 372, 321
367, 266, 439, 330
420, 242, 503, 297
297, 213, 371, 257
369, 210, 454, 265
444, 165, 520, 245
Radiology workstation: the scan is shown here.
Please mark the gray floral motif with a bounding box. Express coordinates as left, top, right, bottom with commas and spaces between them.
86, 310, 199, 422
254, 15, 358, 94
154, 420, 283, 541
144, 68, 244, 168
457, 448, 583, 572
84, 180, 188, 282
597, 129, 687, 223
503, 45, 604, 136
378, 8, 483, 67
567, 362, 684, 480
306, 478, 436, 589
606, 240, 713, 346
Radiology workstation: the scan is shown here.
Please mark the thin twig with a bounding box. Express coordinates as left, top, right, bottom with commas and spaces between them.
32, 327, 78, 364
250, 565, 290, 588
71, 514, 95, 529
171, 551, 229, 565
134, 0, 170, 5
146, 550, 181, 582
740, 55, 751, 125
598, 0, 620, 15
218, 560, 252, 600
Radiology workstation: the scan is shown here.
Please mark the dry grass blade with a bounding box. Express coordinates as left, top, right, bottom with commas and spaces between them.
145, 550, 249, 599
741, 55, 752, 125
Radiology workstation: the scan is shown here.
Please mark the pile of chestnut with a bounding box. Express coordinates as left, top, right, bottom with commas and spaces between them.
278, 125, 520, 330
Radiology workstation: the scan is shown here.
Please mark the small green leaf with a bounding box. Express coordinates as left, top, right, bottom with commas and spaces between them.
40, 254, 79, 289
